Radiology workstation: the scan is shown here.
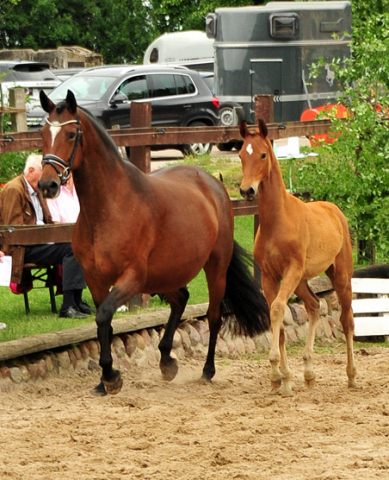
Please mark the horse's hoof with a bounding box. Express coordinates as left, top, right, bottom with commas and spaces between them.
281, 385, 294, 397
305, 377, 316, 388
200, 372, 214, 383
160, 358, 178, 381
270, 378, 282, 390
91, 381, 107, 396
103, 370, 123, 395
348, 380, 358, 389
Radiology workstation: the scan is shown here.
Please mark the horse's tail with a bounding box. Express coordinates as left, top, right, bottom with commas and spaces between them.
353, 263, 389, 278
221, 241, 270, 337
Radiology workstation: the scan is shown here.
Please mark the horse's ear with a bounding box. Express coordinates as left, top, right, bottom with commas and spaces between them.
257, 118, 268, 138
65, 90, 78, 114
239, 120, 249, 139
40, 90, 55, 114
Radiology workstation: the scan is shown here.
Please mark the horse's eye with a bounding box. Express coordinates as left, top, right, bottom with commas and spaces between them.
261, 153, 266, 160
68, 131, 76, 140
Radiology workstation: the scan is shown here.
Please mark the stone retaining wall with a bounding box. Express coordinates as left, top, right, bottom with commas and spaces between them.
0, 291, 344, 393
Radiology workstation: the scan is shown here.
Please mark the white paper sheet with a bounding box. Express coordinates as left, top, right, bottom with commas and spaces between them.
0, 256, 12, 286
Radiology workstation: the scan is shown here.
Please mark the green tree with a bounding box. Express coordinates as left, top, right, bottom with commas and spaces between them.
0, 0, 154, 64
293, 3, 389, 262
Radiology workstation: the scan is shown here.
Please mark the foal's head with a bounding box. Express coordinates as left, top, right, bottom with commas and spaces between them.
38, 90, 82, 199
239, 119, 272, 201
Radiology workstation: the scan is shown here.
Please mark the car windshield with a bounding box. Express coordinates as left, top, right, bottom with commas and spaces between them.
49, 75, 117, 102
0, 64, 58, 82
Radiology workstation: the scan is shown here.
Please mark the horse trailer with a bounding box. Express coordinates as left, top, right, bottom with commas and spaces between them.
206, 1, 352, 125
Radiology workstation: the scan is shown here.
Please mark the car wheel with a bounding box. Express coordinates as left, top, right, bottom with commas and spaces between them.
182, 121, 213, 156
217, 102, 245, 152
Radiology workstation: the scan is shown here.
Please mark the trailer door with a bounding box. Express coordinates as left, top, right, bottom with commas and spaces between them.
250, 59, 283, 123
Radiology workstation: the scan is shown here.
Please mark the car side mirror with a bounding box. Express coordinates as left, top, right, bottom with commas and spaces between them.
111, 93, 128, 104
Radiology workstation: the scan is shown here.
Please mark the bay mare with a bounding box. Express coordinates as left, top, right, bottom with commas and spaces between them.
238, 119, 356, 397
38, 90, 270, 396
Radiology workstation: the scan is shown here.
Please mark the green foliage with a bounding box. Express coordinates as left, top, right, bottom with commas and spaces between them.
0, 0, 155, 64
0, 151, 28, 185
289, 4, 389, 263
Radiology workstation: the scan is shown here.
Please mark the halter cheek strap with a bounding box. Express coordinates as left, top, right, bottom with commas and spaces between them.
42, 116, 83, 185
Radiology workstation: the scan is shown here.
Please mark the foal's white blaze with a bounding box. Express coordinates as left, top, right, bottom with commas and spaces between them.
49, 123, 62, 147
246, 143, 253, 155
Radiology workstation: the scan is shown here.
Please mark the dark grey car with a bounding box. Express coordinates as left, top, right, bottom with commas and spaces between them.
28, 64, 220, 155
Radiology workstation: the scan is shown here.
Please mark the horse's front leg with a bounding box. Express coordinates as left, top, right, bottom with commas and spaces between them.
95, 295, 123, 395
91, 274, 144, 396
263, 272, 297, 397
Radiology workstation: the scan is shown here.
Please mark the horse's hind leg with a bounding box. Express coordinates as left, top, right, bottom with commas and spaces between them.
201, 261, 226, 381
294, 280, 321, 388
158, 287, 189, 381
326, 265, 357, 388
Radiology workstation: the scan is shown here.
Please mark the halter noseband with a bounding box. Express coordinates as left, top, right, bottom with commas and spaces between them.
42, 116, 83, 185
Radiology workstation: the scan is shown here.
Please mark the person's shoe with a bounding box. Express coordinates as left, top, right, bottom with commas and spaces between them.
78, 301, 95, 315
0, 322, 6, 331
59, 306, 88, 319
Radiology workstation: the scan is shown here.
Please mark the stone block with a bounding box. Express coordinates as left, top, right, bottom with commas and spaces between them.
178, 328, 192, 351
9, 367, 22, 384
286, 328, 298, 344
172, 330, 182, 349
56, 351, 71, 371
140, 329, 152, 347
216, 337, 229, 354
133, 332, 145, 350
112, 336, 126, 358
283, 306, 294, 326
319, 298, 329, 316
149, 329, 160, 349
121, 334, 137, 357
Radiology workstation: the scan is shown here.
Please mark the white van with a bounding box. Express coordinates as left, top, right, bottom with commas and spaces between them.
143, 31, 214, 72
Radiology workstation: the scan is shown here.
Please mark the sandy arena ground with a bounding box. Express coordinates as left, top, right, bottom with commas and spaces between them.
1, 345, 389, 480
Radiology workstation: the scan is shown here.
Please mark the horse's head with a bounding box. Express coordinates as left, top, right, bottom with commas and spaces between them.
238, 119, 271, 201
38, 90, 83, 198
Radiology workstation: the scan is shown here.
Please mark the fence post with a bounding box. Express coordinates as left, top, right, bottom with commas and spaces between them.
128, 101, 152, 310
9, 88, 27, 132
129, 102, 151, 173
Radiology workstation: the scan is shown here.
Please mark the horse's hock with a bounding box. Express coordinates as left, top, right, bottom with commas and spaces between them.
0, 281, 344, 393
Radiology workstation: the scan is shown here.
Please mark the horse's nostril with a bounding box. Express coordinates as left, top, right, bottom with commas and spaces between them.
248, 187, 255, 197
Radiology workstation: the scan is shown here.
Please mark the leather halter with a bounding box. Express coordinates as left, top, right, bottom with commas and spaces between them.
42, 116, 83, 185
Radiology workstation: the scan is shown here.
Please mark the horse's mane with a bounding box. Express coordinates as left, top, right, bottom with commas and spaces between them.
78, 106, 123, 161
55, 99, 124, 164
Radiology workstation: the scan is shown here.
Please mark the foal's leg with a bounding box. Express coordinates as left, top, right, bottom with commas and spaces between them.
294, 280, 321, 387
263, 270, 300, 397
158, 287, 190, 381
326, 265, 357, 388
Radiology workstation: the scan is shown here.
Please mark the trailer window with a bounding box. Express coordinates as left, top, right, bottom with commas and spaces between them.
270, 13, 299, 39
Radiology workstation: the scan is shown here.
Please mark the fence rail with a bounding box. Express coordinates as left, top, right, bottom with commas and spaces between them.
0, 119, 332, 154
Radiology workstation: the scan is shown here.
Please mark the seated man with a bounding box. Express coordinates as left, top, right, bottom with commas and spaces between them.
0, 153, 92, 319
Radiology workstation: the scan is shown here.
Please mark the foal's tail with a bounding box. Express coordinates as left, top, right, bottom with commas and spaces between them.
221, 241, 270, 337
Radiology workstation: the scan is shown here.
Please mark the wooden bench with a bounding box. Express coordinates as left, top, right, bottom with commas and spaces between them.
0, 224, 74, 314
351, 277, 389, 339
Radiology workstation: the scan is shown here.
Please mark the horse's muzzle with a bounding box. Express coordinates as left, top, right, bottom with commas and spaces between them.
240, 186, 256, 201
38, 179, 61, 199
